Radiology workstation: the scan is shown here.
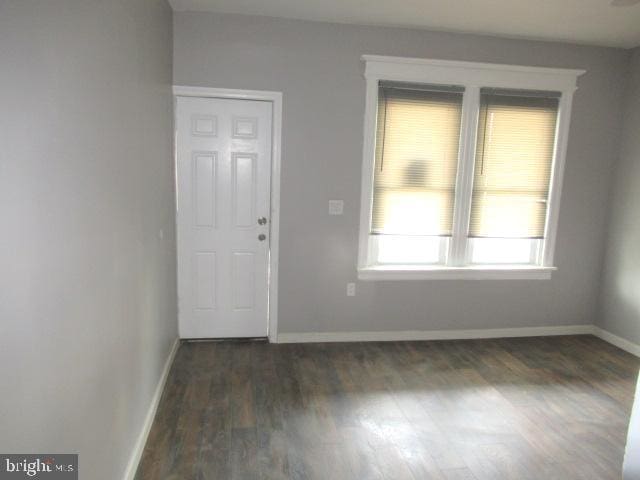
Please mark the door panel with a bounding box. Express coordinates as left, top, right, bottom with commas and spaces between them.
233, 153, 256, 227
194, 153, 216, 227
176, 96, 272, 338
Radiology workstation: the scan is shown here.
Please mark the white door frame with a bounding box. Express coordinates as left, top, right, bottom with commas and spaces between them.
172, 85, 282, 343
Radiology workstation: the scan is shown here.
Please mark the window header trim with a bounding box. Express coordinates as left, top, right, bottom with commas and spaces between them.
362, 55, 584, 93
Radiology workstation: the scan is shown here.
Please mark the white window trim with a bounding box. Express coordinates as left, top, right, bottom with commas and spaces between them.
357, 55, 585, 281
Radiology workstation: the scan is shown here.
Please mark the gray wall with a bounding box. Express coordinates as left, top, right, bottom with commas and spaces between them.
0, 1, 177, 479
174, 13, 629, 335
599, 48, 640, 345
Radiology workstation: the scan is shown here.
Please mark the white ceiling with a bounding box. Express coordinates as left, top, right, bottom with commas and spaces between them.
169, 0, 640, 49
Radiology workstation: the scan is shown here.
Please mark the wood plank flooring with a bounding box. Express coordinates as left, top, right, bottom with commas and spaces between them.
135, 335, 639, 480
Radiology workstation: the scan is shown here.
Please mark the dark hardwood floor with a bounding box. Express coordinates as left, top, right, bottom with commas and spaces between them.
135, 335, 639, 480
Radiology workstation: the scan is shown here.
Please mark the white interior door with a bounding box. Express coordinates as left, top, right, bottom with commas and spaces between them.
176, 96, 272, 338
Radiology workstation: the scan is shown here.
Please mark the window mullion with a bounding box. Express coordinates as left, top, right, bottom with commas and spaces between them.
448, 86, 480, 266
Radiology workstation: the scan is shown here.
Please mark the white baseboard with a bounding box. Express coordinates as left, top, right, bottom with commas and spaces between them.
277, 325, 640, 358
592, 327, 640, 357
276, 325, 594, 344
122, 337, 180, 480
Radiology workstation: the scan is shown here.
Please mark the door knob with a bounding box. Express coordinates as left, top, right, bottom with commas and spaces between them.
258, 217, 268, 225
258, 234, 266, 241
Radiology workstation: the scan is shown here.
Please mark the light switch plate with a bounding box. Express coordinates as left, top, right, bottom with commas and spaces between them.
329, 200, 344, 215
346, 282, 356, 296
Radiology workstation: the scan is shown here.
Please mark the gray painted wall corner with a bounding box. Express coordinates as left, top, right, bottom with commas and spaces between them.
599, 47, 640, 346
0, 1, 177, 479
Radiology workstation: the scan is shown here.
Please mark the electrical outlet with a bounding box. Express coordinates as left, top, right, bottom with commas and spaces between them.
328, 200, 344, 215
346, 282, 356, 296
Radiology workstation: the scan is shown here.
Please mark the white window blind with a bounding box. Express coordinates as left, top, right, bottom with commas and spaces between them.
371, 82, 464, 237
469, 89, 560, 239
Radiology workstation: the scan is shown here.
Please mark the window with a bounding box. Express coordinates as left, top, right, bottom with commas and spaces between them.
371, 82, 463, 265
358, 56, 584, 280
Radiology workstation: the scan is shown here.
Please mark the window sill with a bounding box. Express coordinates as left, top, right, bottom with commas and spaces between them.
358, 264, 556, 281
